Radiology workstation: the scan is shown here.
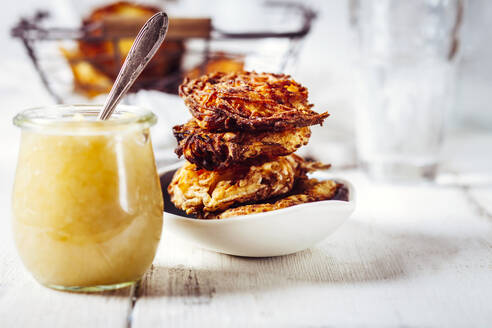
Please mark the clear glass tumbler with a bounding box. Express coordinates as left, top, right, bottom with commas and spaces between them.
12, 105, 163, 292
351, 0, 463, 182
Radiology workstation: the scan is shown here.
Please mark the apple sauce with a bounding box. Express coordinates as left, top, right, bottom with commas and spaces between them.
12, 105, 163, 290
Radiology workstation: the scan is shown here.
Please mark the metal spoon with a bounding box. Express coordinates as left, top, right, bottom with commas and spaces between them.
98, 12, 169, 120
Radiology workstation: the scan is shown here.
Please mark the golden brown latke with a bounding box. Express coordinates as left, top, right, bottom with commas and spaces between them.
204, 178, 341, 219
178, 71, 330, 132
168, 155, 330, 215
173, 119, 311, 170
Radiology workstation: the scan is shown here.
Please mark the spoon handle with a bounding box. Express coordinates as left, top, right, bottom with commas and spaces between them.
98, 12, 169, 120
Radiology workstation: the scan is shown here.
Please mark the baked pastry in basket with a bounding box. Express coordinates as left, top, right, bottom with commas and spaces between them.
79, 1, 184, 81
62, 1, 183, 97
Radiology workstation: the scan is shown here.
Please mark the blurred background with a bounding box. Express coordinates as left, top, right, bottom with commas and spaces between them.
2, 0, 492, 184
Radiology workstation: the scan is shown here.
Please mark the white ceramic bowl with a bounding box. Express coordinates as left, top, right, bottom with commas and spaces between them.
159, 163, 356, 257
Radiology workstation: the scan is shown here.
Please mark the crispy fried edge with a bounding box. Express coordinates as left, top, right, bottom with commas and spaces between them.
203, 178, 341, 219
167, 157, 299, 215
179, 72, 329, 132
173, 121, 311, 170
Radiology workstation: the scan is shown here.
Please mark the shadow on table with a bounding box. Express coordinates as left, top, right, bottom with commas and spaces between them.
140, 220, 462, 299
45, 286, 134, 298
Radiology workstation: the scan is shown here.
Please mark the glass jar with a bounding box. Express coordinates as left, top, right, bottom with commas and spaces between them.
12, 104, 163, 292
350, 0, 462, 183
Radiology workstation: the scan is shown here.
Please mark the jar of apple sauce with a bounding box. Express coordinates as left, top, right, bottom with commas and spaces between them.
12, 104, 163, 292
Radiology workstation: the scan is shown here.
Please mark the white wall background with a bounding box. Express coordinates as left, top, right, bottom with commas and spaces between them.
1, 0, 491, 166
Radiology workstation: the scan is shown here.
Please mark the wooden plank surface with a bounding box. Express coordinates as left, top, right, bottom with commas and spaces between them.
0, 46, 491, 328
129, 171, 492, 327
0, 106, 491, 327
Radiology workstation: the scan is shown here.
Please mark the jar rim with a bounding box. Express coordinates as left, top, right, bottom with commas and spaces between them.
13, 104, 157, 133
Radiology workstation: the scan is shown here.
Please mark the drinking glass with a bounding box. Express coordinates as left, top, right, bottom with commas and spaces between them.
351, 0, 463, 182
12, 105, 163, 291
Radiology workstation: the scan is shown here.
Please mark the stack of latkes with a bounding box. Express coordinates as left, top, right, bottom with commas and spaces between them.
168, 71, 344, 219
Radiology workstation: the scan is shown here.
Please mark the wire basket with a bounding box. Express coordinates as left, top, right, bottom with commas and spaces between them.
11, 1, 316, 103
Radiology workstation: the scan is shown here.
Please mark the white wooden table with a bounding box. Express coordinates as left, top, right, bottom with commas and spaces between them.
1, 2, 492, 326
1, 101, 491, 327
